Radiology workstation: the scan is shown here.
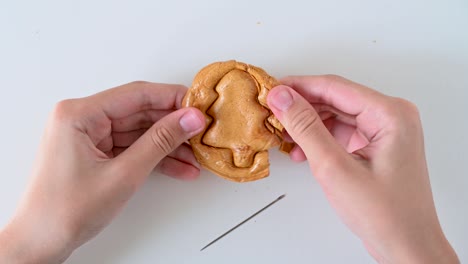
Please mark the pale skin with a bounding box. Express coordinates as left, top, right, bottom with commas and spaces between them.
0, 76, 459, 263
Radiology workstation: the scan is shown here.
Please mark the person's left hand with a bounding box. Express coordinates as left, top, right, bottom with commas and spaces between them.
0, 81, 205, 264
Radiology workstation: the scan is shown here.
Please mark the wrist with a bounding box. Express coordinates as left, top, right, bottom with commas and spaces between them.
0, 216, 75, 264
376, 230, 459, 264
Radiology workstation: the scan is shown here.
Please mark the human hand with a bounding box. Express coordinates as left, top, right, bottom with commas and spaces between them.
0, 82, 205, 263
267, 76, 459, 263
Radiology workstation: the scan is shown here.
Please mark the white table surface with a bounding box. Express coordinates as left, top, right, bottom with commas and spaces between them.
1, 0, 467, 263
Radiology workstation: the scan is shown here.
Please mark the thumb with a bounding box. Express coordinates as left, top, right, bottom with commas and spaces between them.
113, 107, 205, 180
267, 85, 350, 176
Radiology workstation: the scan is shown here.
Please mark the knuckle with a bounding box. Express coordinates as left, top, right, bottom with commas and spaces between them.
380, 107, 402, 130
51, 99, 81, 122
320, 74, 350, 86
375, 97, 423, 139
322, 74, 345, 82
378, 99, 399, 118
288, 107, 321, 137
151, 125, 177, 154
128, 80, 151, 87
382, 97, 420, 126
395, 97, 420, 119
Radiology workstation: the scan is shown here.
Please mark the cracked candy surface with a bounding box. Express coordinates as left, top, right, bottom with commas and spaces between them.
182, 60, 287, 182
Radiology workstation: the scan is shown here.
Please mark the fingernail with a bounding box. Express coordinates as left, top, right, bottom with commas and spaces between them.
271, 87, 293, 111
180, 110, 203, 132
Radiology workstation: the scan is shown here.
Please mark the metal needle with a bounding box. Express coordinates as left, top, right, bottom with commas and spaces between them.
200, 194, 286, 251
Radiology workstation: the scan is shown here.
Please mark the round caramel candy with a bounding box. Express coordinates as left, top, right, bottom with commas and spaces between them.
183, 60, 290, 182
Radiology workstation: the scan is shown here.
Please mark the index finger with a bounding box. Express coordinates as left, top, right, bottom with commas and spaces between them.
89, 81, 188, 120
71, 81, 187, 146
281, 75, 391, 141
281, 75, 386, 116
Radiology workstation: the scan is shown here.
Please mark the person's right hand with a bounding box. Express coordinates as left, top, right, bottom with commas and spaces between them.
267, 75, 459, 263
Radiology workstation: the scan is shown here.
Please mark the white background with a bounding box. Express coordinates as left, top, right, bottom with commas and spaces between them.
1, 0, 467, 263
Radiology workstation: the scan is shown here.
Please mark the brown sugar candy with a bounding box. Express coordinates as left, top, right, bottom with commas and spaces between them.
182, 60, 293, 182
